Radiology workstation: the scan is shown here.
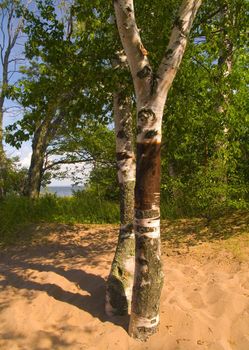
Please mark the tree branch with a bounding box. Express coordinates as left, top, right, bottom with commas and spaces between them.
114, 0, 151, 103
43, 157, 94, 171
157, 0, 202, 98
192, 5, 226, 30
191, 56, 212, 75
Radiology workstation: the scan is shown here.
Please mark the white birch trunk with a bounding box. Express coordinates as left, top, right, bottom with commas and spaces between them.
105, 86, 136, 315
114, 0, 202, 340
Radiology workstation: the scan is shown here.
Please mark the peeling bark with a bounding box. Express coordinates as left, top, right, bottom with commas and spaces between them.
105, 89, 136, 316
114, 0, 202, 340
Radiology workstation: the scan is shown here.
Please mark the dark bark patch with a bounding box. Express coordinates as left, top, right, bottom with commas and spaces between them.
106, 275, 128, 315
137, 126, 142, 135
135, 209, 160, 219
116, 152, 131, 161
144, 130, 158, 139
136, 226, 156, 234
135, 142, 161, 210
138, 109, 156, 124
120, 222, 133, 236
150, 73, 159, 95
137, 65, 152, 79
165, 48, 173, 58
117, 130, 127, 139
173, 16, 184, 31
138, 257, 148, 266
133, 325, 158, 342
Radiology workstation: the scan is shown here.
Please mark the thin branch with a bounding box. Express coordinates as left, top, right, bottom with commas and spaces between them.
1, 8, 6, 53
8, 57, 26, 64
43, 157, 94, 171
193, 5, 226, 30
191, 56, 212, 75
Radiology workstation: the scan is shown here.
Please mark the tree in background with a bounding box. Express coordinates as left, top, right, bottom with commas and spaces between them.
0, 0, 26, 197
6, 0, 116, 197
161, 0, 249, 217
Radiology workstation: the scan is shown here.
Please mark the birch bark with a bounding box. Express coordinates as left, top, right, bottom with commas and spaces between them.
105, 71, 136, 315
114, 0, 202, 340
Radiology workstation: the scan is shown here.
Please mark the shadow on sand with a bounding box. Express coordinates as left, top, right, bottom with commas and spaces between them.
0, 224, 129, 332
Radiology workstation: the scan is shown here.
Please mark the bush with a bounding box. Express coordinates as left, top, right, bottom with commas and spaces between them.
161, 163, 249, 219
0, 157, 28, 197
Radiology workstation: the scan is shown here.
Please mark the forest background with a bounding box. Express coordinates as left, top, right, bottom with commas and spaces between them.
0, 0, 248, 244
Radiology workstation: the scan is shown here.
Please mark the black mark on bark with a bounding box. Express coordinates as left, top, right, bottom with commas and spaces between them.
117, 130, 127, 139
165, 48, 173, 58
144, 130, 158, 139
138, 109, 156, 124
137, 65, 152, 79
116, 152, 131, 161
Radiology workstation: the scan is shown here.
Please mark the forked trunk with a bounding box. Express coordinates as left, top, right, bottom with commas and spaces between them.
114, 0, 202, 340
105, 91, 136, 315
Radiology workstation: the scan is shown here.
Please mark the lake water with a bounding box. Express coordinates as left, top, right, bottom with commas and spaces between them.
41, 186, 83, 197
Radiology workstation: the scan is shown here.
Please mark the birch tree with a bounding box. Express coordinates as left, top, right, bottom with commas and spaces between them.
113, 0, 202, 340
105, 51, 136, 315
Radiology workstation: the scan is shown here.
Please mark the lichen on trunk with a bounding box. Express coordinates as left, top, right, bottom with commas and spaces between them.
129, 118, 164, 340
105, 90, 136, 316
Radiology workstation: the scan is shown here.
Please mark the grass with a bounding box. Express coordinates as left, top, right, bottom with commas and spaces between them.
0, 193, 119, 245
0, 193, 248, 253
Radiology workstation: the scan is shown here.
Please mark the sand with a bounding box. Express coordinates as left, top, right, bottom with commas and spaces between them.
0, 219, 249, 350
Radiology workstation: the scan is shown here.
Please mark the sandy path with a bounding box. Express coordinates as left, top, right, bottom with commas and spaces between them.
0, 222, 249, 350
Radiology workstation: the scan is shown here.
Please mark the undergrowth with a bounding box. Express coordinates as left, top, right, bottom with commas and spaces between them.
0, 193, 119, 244
0, 192, 248, 246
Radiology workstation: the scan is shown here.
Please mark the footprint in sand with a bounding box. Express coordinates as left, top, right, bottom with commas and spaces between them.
186, 291, 205, 309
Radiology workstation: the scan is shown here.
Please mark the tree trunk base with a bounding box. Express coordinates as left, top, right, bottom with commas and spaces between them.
129, 313, 159, 341
105, 233, 135, 316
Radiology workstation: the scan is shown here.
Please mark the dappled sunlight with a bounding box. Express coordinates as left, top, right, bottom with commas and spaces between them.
0, 215, 249, 349
161, 211, 249, 252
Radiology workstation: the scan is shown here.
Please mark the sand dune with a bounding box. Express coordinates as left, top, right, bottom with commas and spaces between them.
0, 220, 249, 350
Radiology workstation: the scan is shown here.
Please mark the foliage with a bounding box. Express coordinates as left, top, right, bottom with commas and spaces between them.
85, 164, 118, 201
2, 0, 249, 217
0, 157, 28, 196
160, 0, 249, 218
